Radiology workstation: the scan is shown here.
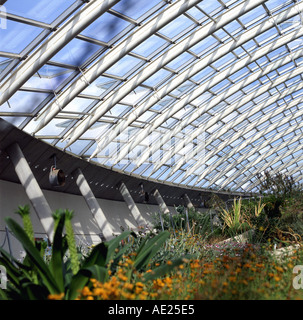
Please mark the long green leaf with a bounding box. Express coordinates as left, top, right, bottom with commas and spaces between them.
49, 213, 66, 292
0, 259, 20, 289
66, 269, 91, 300
66, 263, 108, 300
82, 242, 108, 269
133, 231, 170, 271
84, 265, 107, 283
5, 217, 60, 294
106, 231, 135, 265
0, 288, 8, 300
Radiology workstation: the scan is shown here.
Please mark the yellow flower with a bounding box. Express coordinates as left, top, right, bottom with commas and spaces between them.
275, 266, 284, 273
118, 273, 128, 281
48, 292, 64, 300
81, 286, 93, 296
164, 277, 173, 285
228, 276, 237, 283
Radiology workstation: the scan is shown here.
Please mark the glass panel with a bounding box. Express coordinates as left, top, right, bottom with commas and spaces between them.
143, 68, 172, 87
24, 66, 73, 91
51, 38, 101, 66
64, 97, 97, 113
82, 77, 118, 96
5, 91, 49, 113
132, 35, 167, 57
5, 0, 75, 23
159, 14, 194, 39
197, 1, 222, 15
81, 12, 130, 43
166, 51, 195, 71
112, 0, 162, 20
106, 54, 142, 77
0, 20, 42, 53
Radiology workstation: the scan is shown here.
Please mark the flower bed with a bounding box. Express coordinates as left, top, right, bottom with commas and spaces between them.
76, 241, 303, 300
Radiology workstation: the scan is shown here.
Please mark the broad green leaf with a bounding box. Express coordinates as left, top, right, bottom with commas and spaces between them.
5, 217, 60, 294
84, 265, 108, 283
66, 270, 91, 300
82, 242, 108, 269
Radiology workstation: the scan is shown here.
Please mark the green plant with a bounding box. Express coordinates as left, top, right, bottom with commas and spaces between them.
0, 207, 188, 300
220, 198, 250, 236
153, 207, 218, 237
257, 172, 302, 218
15, 205, 35, 244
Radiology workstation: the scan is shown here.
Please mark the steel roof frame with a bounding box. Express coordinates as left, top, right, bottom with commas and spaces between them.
31, 0, 202, 134
43, 0, 268, 148
90, 2, 302, 168
1, 0, 303, 194
87, 3, 301, 163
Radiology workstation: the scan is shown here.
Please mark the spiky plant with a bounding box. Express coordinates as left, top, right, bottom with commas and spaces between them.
64, 210, 80, 275
15, 204, 35, 244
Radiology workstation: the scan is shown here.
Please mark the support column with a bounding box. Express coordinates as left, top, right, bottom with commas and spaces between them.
152, 189, 170, 214
6, 143, 54, 241
73, 168, 114, 241
152, 189, 175, 236
118, 182, 147, 227
183, 193, 195, 210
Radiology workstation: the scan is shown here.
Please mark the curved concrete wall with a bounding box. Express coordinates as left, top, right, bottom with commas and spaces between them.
0, 179, 177, 259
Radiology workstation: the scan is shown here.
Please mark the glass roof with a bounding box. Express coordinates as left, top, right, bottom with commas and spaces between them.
1, 0, 303, 194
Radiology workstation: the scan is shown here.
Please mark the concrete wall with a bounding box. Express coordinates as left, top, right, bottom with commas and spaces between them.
0, 179, 177, 259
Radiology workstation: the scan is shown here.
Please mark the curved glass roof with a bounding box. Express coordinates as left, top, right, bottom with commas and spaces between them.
1, 0, 303, 194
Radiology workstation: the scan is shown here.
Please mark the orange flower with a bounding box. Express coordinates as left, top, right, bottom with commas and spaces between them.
275, 266, 284, 273
48, 292, 64, 300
